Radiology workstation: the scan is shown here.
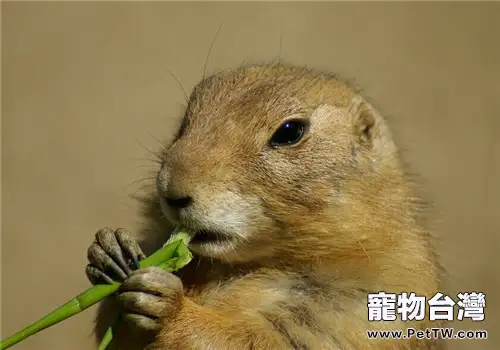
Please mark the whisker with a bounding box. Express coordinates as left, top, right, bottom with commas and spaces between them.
127, 176, 158, 187
127, 191, 157, 203
128, 184, 157, 198
147, 130, 168, 148
201, 23, 224, 96
126, 157, 163, 165
135, 139, 162, 160
168, 69, 189, 103
123, 177, 157, 194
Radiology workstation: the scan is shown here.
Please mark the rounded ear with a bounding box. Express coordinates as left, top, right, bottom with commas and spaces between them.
348, 96, 399, 166
349, 96, 378, 147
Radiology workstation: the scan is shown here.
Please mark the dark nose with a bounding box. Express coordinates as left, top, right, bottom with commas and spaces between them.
165, 196, 193, 209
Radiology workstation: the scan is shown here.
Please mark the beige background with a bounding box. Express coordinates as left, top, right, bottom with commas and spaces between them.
2, 2, 499, 350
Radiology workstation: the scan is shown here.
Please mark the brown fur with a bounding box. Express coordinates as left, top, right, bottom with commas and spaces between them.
96, 64, 445, 349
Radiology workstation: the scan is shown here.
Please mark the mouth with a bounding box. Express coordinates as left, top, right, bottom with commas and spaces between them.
190, 229, 232, 244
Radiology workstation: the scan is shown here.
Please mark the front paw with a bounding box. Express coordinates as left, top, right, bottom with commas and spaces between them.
86, 227, 146, 285
117, 267, 184, 332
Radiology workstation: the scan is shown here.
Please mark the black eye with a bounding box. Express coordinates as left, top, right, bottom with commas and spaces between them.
269, 119, 308, 148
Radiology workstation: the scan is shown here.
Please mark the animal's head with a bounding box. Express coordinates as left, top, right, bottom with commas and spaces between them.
157, 64, 406, 264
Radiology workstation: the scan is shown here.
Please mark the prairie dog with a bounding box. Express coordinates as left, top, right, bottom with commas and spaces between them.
86, 64, 445, 349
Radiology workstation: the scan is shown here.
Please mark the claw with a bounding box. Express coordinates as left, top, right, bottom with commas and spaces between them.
88, 242, 128, 282
96, 227, 132, 275
115, 228, 146, 270
86, 227, 146, 287
86, 264, 115, 285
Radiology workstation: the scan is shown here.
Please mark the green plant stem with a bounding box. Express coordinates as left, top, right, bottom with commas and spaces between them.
97, 313, 122, 350
0, 228, 192, 350
97, 236, 193, 349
